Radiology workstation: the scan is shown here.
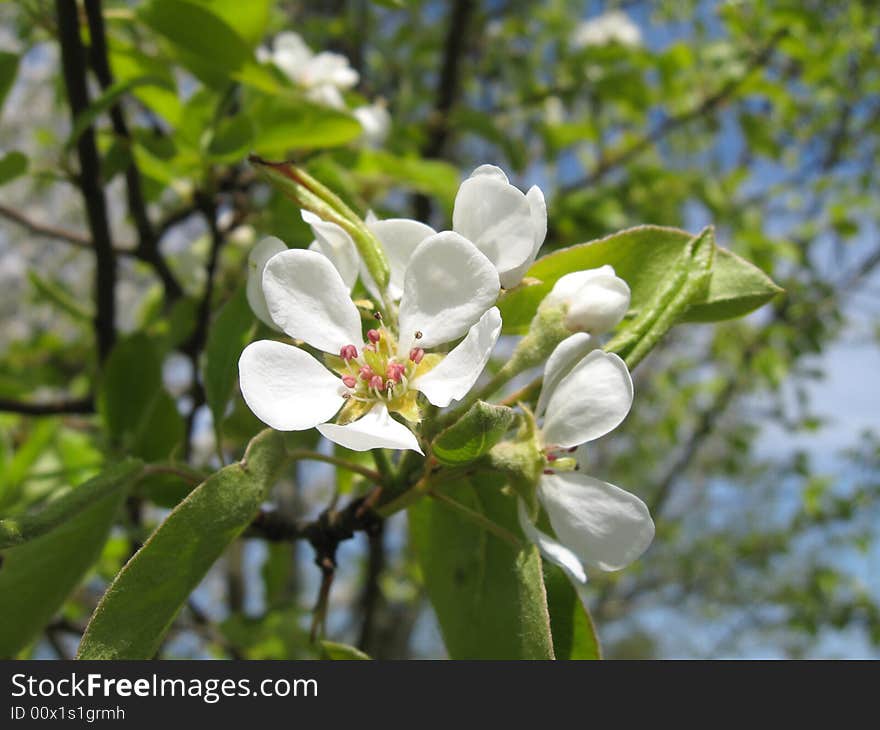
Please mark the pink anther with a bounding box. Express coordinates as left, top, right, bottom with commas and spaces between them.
367, 329, 381, 344
339, 344, 358, 361
342, 375, 357, 388
369, 375, 385, 391
409, 347, 425, 364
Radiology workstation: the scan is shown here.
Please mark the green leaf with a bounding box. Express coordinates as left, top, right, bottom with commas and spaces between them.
0, 150, 27, 186
0, 420, 57, 510
97, 334, 184, 461
205, 115, 256, 163
432, 401, 516, 466
250, 95, 363, 154
0, 460, 142, 550
187, 0, 271, 47
66, 75, 170, 149
605, 227, 715, 368
203, 286, 256, 447
109, 45, 182, 127
77, 430, 287, 659
28, 270, 93, 323
0, 51, 19, 113
544, 564, 601, 660
140, 0, 276, 91
320, 641, 371, 660
0, 471, 132, 657
353, 150, 460, 211
409, 475, 555, 659
681, 247, 783, 322
499, 225, 781, 334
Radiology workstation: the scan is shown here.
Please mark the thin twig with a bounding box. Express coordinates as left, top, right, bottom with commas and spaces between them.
56, 0, 117, 362
412, 0, 475, 222
84, 0, 183, 302
0, 396, 95, 415
562, 30, 786, 193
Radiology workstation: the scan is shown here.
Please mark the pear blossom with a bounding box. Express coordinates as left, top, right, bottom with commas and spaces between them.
543, 265, 631, 335
353, 101, 392, 146
294, 209, 437, 303
452, 165, 547, 289
518, 339, 654, 588
258, 31, 358, 109
239, 234, 502, 453
571, 10, 642, 49
246, 237, 287, 329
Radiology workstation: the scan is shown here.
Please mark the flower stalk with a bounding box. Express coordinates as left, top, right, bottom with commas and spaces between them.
249, 155, 392, 299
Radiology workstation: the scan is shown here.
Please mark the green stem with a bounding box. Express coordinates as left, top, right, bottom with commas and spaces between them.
370, 449, 394, 485
287, 449, 382, 483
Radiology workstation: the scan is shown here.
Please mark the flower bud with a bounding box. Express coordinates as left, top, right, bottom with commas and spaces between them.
544, 266, 630, 335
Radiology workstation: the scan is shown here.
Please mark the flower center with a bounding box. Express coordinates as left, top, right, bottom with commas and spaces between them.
336, 323, 422, 404
542, 445, 579, 475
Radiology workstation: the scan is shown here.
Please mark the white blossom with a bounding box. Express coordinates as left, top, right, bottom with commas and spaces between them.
258, 31, 358, 109
239, 235, 502, 453
571, 10, 643, 49
452, 165, 547, 289
544, 265, 630, 334
519, 340, 654, 587
354, 102, 392, 146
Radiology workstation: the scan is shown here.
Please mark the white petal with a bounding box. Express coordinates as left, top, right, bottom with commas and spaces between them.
301, 51, 359, 89
542, 350, 632, 448
367, 218, 437, 301
536, 333, 597, 417
318, 404, 423, 453
305, 84, 346, 109
413, 307, 502, 407
546, 266, 631, 335
517, 500, 587, 584
538, 472, 654, 572
354, 103, 392, 146
452, 173, 536, 283
397, 231, 500, 353
262, 249, 363, 354
246, 237, 287, 329
469, 164, 509, 184
499, 184, 548, 289
239, 340, 345, 431
303, 211, 360, 291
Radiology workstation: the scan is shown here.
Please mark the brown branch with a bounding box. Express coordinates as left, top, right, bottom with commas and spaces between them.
412, 0, 476, 222
0, 202, 93, 249
181, 195, 225, 458
55, 0, 116, 363
562, 30, 786, 193
0, 396, 95, 415
83, 0, 183, 302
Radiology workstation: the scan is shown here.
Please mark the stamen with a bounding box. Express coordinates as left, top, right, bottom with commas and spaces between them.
364, 343, 376, 353
414, 330, 423, 340
359, 365, 374, 381
342, 393, 351, 400
409, 347, 425, 364
340, 344, 358, 361
386, 362, 406, 382
543, 469, 555, 475
369, 374, 385, 391
342, 375, 357, 388
373, 311, 383, 321
546, 453, 558, 462
367, 329, 381, 344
